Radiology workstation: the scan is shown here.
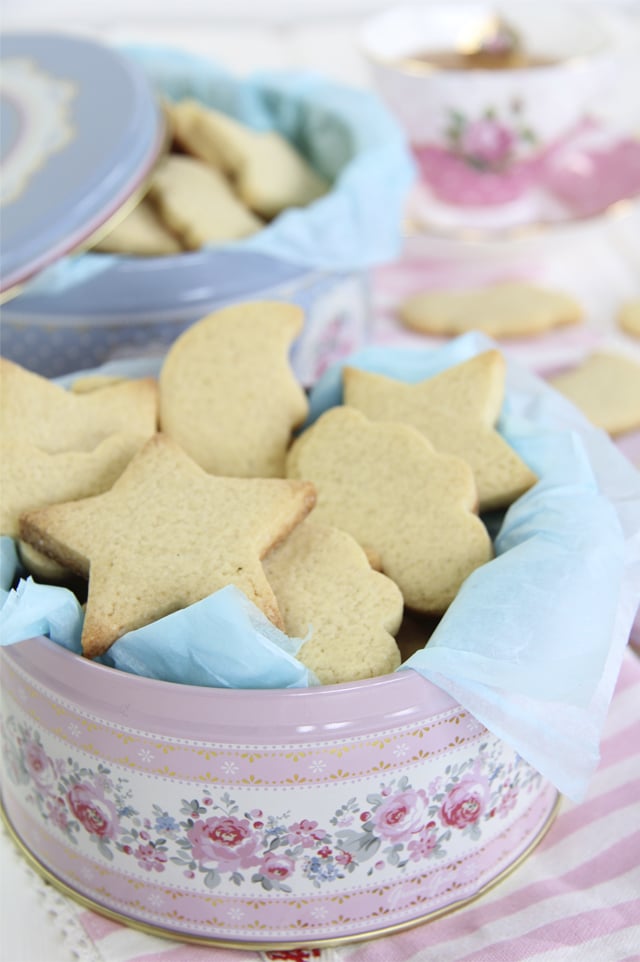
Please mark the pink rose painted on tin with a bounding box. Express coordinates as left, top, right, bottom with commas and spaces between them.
187, 815, 261, 872
23, 739, 57, 793
372, 788, 430, 842
441, 775, 488, 828
67, 782, 119, 839
259, 852, 297, 881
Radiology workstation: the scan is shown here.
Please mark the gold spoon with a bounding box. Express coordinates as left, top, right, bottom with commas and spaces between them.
457, 13, 524, 69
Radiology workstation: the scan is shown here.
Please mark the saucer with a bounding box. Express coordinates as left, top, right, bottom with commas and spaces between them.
408, 120, 640, 240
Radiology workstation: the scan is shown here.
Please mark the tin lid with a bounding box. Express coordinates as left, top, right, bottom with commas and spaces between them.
0, 32, 166, 296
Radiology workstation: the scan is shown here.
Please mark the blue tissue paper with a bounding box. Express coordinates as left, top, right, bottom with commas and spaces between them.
307, 332, 640, 799
100, 585, 315, 689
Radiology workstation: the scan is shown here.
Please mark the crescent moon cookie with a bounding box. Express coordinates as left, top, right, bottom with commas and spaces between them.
264, 520, 403, 684
0, 358, 158, 452
286, 406, 493, 615
20, 433, 317, 659
399, 282, 583, 338
548, 351, 640, 436
343, 350, 537, 512
159, 301, 309, 478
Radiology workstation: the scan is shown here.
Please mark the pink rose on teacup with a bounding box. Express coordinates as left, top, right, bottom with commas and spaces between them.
460, 117, 516, 168
440, 775, 488, 829
67, 781, 119, 839
372, 788, 430, 842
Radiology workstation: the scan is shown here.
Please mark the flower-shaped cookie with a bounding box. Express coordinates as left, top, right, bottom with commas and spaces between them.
286, 407, 492, 614
265, 520, 403, 684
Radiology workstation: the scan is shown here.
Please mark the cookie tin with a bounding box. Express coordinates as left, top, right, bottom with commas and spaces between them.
0, 636, 559, 949
0, 32, 166, 296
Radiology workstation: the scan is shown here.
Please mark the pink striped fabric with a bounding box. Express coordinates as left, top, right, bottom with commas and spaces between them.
71, 648, 640, 962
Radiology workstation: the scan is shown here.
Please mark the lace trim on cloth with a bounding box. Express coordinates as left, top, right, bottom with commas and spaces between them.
1, 823, 102, 962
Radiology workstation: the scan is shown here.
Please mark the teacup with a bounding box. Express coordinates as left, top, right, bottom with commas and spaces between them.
360, 2, 614, 205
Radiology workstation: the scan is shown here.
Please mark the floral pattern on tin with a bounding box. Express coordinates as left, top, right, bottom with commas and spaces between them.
2, 716, 543, 892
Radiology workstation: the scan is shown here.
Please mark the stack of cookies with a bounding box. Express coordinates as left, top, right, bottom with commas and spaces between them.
3, 301, 539, 685
94, 101, 329, 256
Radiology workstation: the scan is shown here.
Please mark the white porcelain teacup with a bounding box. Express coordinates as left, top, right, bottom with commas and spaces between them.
360, 2, 614, 205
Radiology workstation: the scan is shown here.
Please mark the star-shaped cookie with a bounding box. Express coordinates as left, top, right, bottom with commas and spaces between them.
0, 358, 158, 452
0, 433, 147, 539
20, 434, 316, 659
286, 407, 492, 614
343, 350, 537, 511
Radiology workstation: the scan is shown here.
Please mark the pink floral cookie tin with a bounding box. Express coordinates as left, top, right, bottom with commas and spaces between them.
0, 635, 558, 949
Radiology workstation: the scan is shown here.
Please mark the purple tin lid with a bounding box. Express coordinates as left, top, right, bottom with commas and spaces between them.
0, 32, 166, 296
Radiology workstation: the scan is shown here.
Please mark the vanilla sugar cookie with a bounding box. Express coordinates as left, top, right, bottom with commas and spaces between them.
343, 351, 537, 511
20, 434, 316, 659
0, 358, 158, 453
170, 99, 255, 175
93, 197, 183, 256
264, 521, 403, 684
170, 100, 329, 219
548, 352, 640, 436
148, 154, 263, 249
70, 375, 129, 394
286, 407, 492, 614
16, 540, 68, 582
160, 301, 309, 478
618, 299, 640, 339
0, 433, 147, 540
399, 282, 582, 338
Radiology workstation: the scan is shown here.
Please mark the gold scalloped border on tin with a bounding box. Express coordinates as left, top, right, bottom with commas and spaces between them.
0, 789, 561, 952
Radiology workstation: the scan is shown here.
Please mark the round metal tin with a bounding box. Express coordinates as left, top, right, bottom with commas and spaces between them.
0, 32, 166, 295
